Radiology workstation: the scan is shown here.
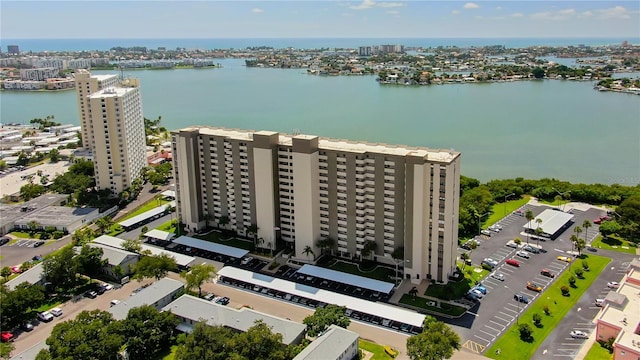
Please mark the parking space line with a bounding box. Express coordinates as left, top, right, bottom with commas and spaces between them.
489, 320, 506, 329
479, 329, 497, 338
484, 325, 501, 333
474, 334, 490, 344
495, 314, 512, 322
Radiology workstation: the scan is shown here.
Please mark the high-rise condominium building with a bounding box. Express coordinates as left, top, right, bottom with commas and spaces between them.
172, 127, 461, 283
76, 70, 146, 194
75, 69, 119, 151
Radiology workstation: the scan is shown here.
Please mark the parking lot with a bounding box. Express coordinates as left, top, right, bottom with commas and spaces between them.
450, 202, 614, 355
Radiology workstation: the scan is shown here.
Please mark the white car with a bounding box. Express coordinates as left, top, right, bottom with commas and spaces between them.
505, 241, 520, 249
38, 311, 54, 322
516, 250, 530, 259
594, 299, 605, 307
469, 289, 484, 299
570, 330, 589, 339
50, 307, 63, 317
101, 283, 113, 291
607, 281, 620, 289
491, 272, 505, 281
240, 256, 254, 265
110, 299, 121, 307
483, 258, 499, 267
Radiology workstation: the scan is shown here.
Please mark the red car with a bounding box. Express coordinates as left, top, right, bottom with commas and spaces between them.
506, 259, 520, 267
1, 331, 14, 342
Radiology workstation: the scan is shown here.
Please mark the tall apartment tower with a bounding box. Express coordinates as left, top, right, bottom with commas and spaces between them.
75, 70, 147, 194
172, 127, 461, 284
75, 69, 119, 151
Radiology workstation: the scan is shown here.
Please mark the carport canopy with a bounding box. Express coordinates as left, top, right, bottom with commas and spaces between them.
297, 264, 395, 294
217, 266, 425, 328
172, 235, 249, 258
118, 201, 175, 229
523, 209, 574, 237
144, 229, 175, 242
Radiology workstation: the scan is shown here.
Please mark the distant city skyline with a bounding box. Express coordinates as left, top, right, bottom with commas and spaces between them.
2, 1, 639, 40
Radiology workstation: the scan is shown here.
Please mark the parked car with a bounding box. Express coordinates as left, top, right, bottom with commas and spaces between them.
523, 245, 540, 254
513, 210, 525, 216
0, 236, 10, 246
506, 259, 520, 267
84, 290, 98, 299
0, 332, 14, 342
526, 282, 543, 292
473, 284, 487, 294
50, 308, 63, 317
516, 250, 530, 259
110, 300, 121, 307
38, 311, 54, 322
607, 281, 620, 289
22, 321, 34, 332
491, 272, 505, 281
100, 283, 113, 291
514, 294, 529, 303
505, 241, 520, 249
594, 299, 605, 307
481, 230, 492, 236
203, 293, 216, 301
557, 256, 572, 263
540, 269, 555, 278
33, 241, 45, 248
216, 296, 230, 305
483, 258, 499, 267
240, 257, 254, 265
570, 330, 589, 339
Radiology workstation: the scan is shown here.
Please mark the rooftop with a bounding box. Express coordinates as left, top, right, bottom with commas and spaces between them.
93, 234, 194, 267
523, 209, 574, 235
163, 294, 307, 345
0, 193, 68, 228
88, 243, 138, 267
177, 126, 460, 163
293, 325, 359, 360
5, 263, 44, 290
17, 206, 97, 226
109, 277, 184, 320
598, 269, 640, 351
88, 86, 136, 98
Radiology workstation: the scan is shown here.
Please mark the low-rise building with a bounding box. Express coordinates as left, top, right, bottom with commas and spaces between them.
595, 259, 640, 359
293, 324, 359, 360
109, 277, 184, 320
14, 205, 100, 234
88, 243, 139, 280
4, 263, 45, 290
163, 294, 307, 345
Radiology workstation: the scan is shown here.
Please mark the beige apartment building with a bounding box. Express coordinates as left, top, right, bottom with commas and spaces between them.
172, 127, 461, 283
75, 69, 146, 194
75, 69, 119, 151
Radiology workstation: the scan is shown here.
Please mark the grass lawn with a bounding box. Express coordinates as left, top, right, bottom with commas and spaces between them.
156, 220, 177, 234
485, 196, 531, 227
399, 294, 467, 317
584, 342, 613, 360
591, 235, 637, 254
10, 231, 38, 239
425, 264, 488, 300
359, 339, 397, 359
194, 232, 255, 251
487, 254, 610, 360
325, 260, 395, 282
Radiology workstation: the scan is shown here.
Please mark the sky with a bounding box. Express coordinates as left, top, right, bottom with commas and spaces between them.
1, 0, 639, 39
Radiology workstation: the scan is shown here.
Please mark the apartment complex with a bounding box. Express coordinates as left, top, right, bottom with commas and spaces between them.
595, 258, 640, 359
75, 70, 146, 194
172, 127, 460, 283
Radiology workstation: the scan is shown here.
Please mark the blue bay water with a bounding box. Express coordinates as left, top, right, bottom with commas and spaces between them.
1, 52, 639, 186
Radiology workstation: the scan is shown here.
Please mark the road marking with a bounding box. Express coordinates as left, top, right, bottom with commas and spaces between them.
479, 329, 497, 337
474, 334, 490, 343
466, 311, 479, 317
489, 320, 506, 329
462, 340, 486, 354
484, 325, 501, 333
495, 315, 511, 322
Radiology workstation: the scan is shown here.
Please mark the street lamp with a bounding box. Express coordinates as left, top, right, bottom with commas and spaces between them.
504, 193, 515, 216
504, 285, 520, 325
477, 212, 491, 236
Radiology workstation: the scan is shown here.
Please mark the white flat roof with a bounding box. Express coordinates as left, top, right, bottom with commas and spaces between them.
217, 266, 425, 328
297, 264, 394, 294
109, 277, 184, 320
118, 202, 174, 228
524, 209, 574, 235
144, 229, 174, 241
92, 234, 194, 267
5, 263, 44, 290
173, 235, 249, 258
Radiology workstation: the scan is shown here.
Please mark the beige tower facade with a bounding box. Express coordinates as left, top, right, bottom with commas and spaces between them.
86, 81, 146, 194
172, 127, 461, 284
74, 69, 119, 151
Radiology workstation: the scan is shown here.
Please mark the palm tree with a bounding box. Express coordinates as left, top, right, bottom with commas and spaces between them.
460, 252, 471, 270
535, 218, 543, 247
361, 240, 377, 260
570, 234, 579, 253
575, 238, 586, 256
246, 224, 259, 247
218, 215, 230, 230
573, 226, 582, 248
95, 217, 113, 234
302, 245, 315, 261
525, 209, 534, 244
582, 220, 592, 245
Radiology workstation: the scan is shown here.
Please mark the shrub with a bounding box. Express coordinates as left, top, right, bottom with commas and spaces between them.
561, 285, 570, 296
533, 313, 542, 327
582, 260, 589, 271
574, 268, 584, 278
481, 263, 493, 271
569, 276, 576, 287
268, 261, 280, 270
52, 230, 65, 239
518, 323, 533, 341
543, 304, 551, 316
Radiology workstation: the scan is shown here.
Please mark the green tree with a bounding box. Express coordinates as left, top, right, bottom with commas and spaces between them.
233, 320, 287, 360
532, 67, 545, 79
1, 342, 14, 359
246, 224, 259, 248
76, 245, 106, 281
20, 183, 47, 201
48, 148, 60, 162
121, 305, 179, 360
361, 240, 377, 260
133, 253, 177, 281
303, 304, 350, 337
0, 267, 11, 278
121, 238, 142, 253
218, 215, 230, 230
72, 227, 95, 246
43, 245, 77, 291
406, 316, 460, 360
599, 220, 622, 238
582, 219, 592, 244
460, 252, 471, 270
181, 263, 217, 297
94, 217, 113, 234
45, 310, 124, 360
174, 321, 234, 360
0, 283, 46, 329
518, 323, 533, 341
302, 245, 315, 261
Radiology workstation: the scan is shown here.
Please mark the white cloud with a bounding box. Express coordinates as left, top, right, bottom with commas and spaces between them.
510, 12, 524, 18
592, 6, 631, 20
386, 10, 399, 15
463, 2, 480, 9
452, 9, 460, 15
530, 8, 576, 21
496, 6, 503, 11
251, 8, 263, 13
349, 0, 404, 10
